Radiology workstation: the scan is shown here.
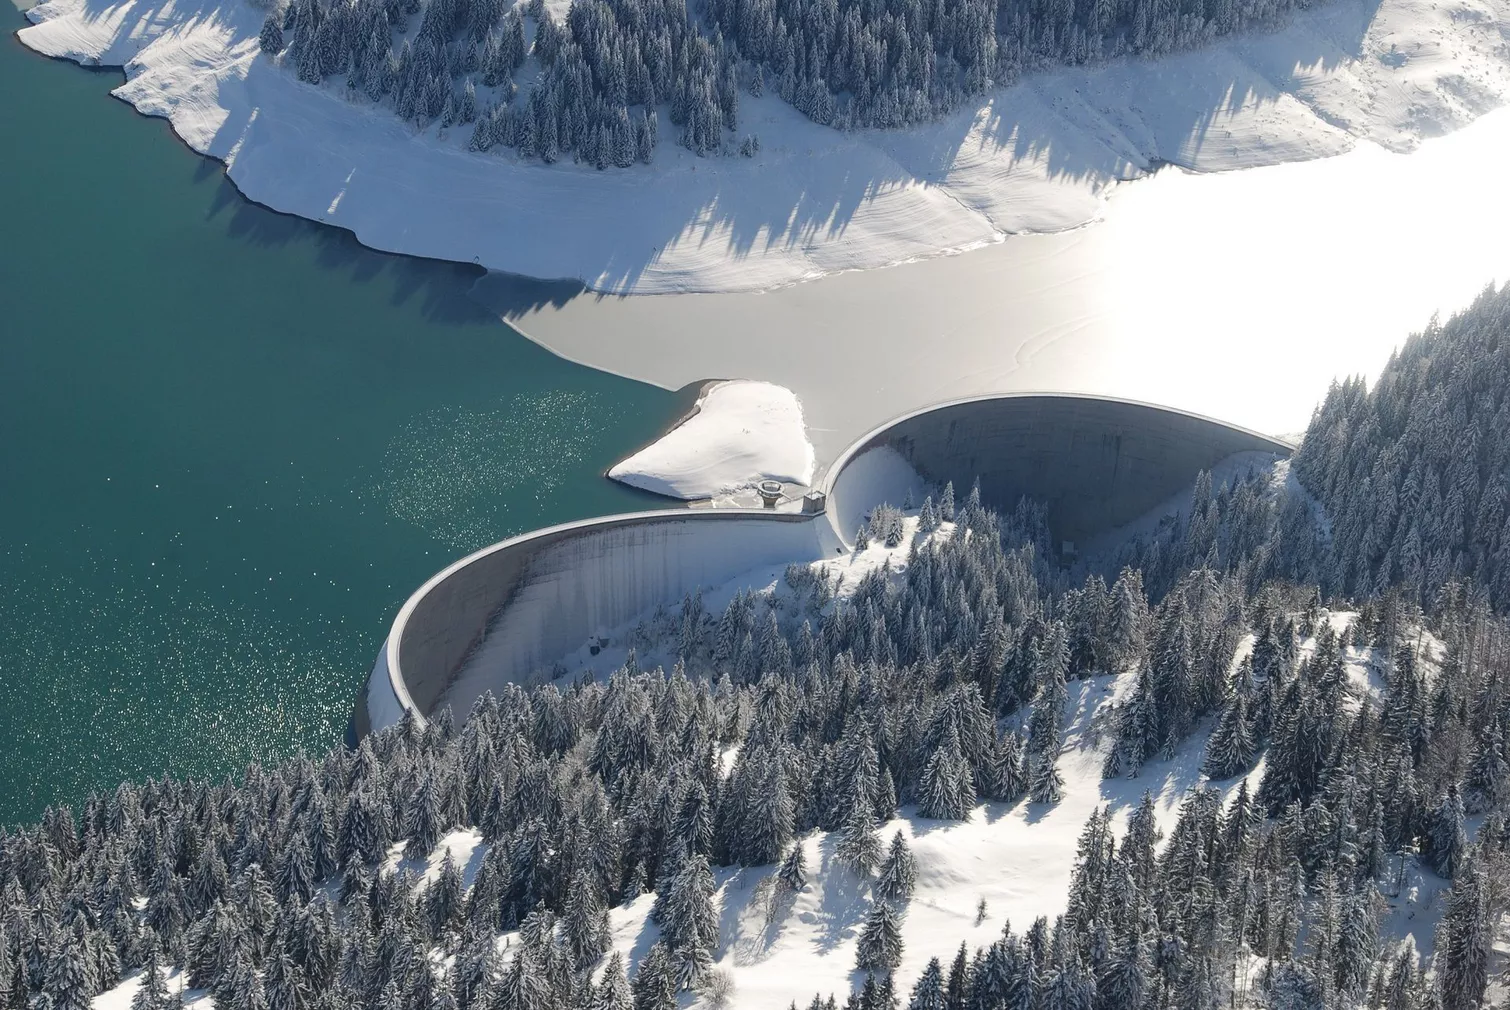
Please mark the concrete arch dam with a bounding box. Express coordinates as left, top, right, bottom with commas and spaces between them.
353, 393, 1291, 736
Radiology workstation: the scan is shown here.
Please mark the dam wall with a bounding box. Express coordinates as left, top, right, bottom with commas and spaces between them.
823, 393, 1293, 549
356, 393, 1293, 735
358, 509, 829, 734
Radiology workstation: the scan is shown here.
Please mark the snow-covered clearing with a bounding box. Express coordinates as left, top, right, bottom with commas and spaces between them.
19, 0, 1510, 294
607, 381, 816, 501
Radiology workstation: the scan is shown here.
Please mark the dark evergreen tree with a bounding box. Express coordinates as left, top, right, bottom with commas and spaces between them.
907, 958, 945, 1010
259, 8, 285, 55
1435, 858, 1490, 1010
874, 831, 916, 904
855, 900, 904, 973
1426, 785, 1467, 880
777, 842, 808, 892
129, 943, 171, 1010
631, 942, 677, 1010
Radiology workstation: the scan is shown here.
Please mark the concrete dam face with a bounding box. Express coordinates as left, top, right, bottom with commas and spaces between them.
355, 394, 1292, 736
824, 393, 1292, 550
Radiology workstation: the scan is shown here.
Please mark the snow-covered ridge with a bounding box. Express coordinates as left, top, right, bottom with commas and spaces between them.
18, 0, 1510, 293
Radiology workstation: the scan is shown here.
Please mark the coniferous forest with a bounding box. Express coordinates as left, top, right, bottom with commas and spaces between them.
255, 0, 1325, 165
8, 285, 1510, 1010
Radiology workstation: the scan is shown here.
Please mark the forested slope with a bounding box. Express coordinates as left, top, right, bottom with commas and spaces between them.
7, 291, 1510, 1010
1292, 284, 1510, 613
256, 0, 1333, 165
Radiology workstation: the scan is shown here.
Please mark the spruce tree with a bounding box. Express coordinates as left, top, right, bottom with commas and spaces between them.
263, 951, 305, 1010
130, 943, 171, 1010
260, 9, 286, 55
1202, 682, 1257, 779
1427, 786, 1467, 879
403, 770, 444, 860
1436, 858, 1490, 1010
632, 942, 678, 1010
855, 901, 904, 973
907, 958, 945, 1010
561, 866, 611, 970
593, 952, 634, 1010
835, 802, 882, 876
777, 842, 808, 892
874, 832, 916, 905
661, 854, 717, 991
918, 727, 974, 820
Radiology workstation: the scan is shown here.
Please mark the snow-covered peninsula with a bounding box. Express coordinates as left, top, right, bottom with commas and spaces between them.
18, 0, 1510, 294
607, 380, 815, 501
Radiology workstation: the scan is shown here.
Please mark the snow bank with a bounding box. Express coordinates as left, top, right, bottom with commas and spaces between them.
607, 380, 815, 500
19, 0, 1510, 293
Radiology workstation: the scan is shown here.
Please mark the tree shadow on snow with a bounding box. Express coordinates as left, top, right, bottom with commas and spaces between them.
1095, 741, 1212, 816
716, 866, 787, 966
810, 833, 874, 957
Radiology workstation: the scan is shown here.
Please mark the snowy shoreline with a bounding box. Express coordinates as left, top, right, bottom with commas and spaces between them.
17, 0, 1510, 294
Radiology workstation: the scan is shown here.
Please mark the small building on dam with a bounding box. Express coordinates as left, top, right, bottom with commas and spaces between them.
352, 393, 1293, 739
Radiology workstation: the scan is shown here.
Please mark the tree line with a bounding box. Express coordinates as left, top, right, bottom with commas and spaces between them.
258, 0, 1327, 164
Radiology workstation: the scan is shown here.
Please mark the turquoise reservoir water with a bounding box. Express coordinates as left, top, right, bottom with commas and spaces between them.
0, 20, 673, 824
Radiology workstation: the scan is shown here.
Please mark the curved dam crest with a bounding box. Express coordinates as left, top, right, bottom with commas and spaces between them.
356, 393, 1293, 737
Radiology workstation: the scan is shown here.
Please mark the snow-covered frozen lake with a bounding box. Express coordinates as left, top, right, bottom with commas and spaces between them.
483, 103, 1510, 471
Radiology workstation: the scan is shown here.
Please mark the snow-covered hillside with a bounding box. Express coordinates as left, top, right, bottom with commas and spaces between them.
88, 603, 1474, 1010
18, 0, 1510, 293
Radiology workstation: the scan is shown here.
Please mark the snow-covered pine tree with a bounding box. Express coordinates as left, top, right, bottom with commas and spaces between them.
274, 831, 316, 906
129, 942, 171, 1010
562, 865, 611, 969
1426, 785, 1467, 879
777, 841, 808, 892
834, 800, 882, 875
632, 942, 678, 1010
855, 900, 904, 973
259, 8, 286, 55
917, 726, 975, 820
907, 958, 946, 1010
1202, 661, 1258, 779
661, 854, 717, 990
874, 831, 916, 904
262, 950, 304, 1010
1435, 857, 1490, 1010
1463, 718, 1508, 814
593, 951, 634, 1010
403, 770, 444, 859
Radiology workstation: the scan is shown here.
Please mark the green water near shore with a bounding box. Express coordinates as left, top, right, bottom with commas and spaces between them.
0, 20, 672, 825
